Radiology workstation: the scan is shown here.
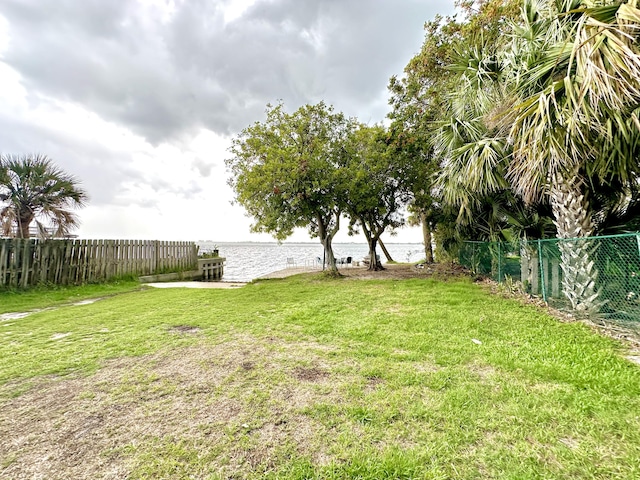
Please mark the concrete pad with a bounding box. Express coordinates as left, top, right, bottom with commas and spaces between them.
627, 356, 640, 366
144, 281, 246, 289
258, 266, 320, 279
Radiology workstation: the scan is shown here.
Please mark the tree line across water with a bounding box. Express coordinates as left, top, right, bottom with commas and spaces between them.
227, 0, 640, 312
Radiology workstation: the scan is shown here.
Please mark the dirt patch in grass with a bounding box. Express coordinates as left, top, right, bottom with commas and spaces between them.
168, 325, 202, 335
241, 361, 255, 370
292, 366, 329, 382
364, 375, 384, 393
0, 335, 365, 479
467, 361, 498, 380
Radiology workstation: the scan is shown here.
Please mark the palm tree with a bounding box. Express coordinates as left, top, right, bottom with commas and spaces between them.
438, 0, 640, 312
0, 154, 88, 238
505, 0, 640, 312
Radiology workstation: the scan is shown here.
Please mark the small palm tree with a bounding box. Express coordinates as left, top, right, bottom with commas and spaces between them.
0, 154, 88, 238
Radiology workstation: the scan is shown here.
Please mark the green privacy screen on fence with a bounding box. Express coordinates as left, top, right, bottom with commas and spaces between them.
459, 233, 640, 326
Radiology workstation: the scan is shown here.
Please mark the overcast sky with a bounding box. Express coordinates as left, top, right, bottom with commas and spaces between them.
0, 0, 455, 243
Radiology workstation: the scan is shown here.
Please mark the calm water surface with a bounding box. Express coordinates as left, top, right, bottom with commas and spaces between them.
197, 242, 425, 282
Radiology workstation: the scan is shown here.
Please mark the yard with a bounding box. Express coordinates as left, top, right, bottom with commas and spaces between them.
1, 270, 639, 479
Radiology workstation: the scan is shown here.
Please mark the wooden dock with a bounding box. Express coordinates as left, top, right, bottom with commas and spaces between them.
198, 257, 225, 280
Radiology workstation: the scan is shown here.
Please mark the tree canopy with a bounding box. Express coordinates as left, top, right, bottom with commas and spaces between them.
341, 125, 411, 270
387, 0, 523, 255
226, 102, 355, 271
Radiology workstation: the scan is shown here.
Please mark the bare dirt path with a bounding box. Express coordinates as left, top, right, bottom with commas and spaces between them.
339, 262, 468, 280
259, 262, 468, 281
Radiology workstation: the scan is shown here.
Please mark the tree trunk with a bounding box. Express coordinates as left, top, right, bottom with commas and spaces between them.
17, 214, 33, 239
549, 178, 602, 313
421, 212, 434, 263
322, 235, 337, 272
358, 217, 384, 271
365, 236, 384, 271
368, 239, 383, 271
316, 212, 338, 273
519, 237, 535, 294
378, 238, 394, 262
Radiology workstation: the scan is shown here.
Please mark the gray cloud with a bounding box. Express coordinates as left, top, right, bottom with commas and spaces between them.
1, 0, 453, 144
193, 158, 215, 177
0, 111, 140, 205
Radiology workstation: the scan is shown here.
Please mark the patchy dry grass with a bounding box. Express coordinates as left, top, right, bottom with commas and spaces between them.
1, 274, 639, 479
0, 279, 144, 315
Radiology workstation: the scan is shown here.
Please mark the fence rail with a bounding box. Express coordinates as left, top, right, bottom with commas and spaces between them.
459, 233, 640, 327
0, 239, 198, 288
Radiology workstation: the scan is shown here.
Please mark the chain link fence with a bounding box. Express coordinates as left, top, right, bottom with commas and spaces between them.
459, 233, 640, 328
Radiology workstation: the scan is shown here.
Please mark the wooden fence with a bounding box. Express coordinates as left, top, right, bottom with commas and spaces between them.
0, 239, 198, 288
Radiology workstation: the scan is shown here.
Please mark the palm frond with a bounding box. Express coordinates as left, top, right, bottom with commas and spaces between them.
0, 154, 88, 238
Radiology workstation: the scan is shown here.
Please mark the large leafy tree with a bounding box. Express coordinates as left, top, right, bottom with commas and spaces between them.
387, 15, 452, 264
226, 102, 354, 272
388, 0, 520, 262
437, 0, 640, 312
386, 122, 440, 263
341, 125, 411, 271
0, 154, 88, 239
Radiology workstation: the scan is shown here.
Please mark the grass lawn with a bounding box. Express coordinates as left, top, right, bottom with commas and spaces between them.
0, 278, 145, 314
1, 274, 639, 479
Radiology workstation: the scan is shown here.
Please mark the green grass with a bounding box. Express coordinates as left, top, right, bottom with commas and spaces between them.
0, 278, 145, 314
1, 274, 639, 479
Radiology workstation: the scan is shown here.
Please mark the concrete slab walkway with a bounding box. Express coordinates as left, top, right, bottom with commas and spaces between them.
258, 266, 320, 279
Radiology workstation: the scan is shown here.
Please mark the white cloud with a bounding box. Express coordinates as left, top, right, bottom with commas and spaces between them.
223, 0, 258, 24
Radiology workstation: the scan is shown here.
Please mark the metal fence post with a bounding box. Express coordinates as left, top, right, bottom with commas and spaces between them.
538, 239, 547, 303
498, 242, 502, 282
472, 242, 476, 273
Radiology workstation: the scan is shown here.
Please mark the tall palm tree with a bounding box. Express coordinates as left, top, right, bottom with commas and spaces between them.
0, 154, 88, 238
506, 0, 640, 312
438, 0, 640, 312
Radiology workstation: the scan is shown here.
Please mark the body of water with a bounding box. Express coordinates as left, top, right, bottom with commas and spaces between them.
197, 242, 425, 282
